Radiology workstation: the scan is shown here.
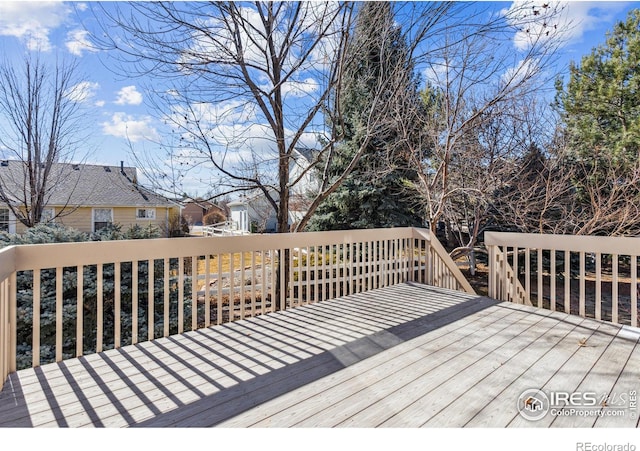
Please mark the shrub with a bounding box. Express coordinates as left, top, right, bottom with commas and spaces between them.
203, 209, 226, 225
5, 223, 191, 369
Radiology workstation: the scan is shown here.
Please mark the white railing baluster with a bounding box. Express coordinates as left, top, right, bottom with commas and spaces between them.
270, 249, 276, 312
612, 254, 618, 324
77, 266, 84, 355
32, 269, 41, 367
632, 256, 638, 328
596, 253, 602, 321
178, 257, 184, 334
204, 255, 211, 327
115, 262, 121, 348
1, 280, 6, 383
217, 255, 223, 324
537, 248, 543, 308
564, 250, 570, 314
343, 243, 349, 295
191, 256, 197, 331
579, 252, 585, 318
56, 267, 63, 362
314, 245, 319, 303
132, 261, 138, 344
262, 250, 267, 312
550, 250, 556, 311
148, 260, 154, 342
306, 246, 311, 301
251, 251, 257, 315
512, 247, 518, 304
230, 252, 236, 319
97, 264, 104, 352
525, 248, 530, 305
240, 252, 246, 318
487, 246, 498, 299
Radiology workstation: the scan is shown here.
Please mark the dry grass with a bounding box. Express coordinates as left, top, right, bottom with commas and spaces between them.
196, 252, 266, 275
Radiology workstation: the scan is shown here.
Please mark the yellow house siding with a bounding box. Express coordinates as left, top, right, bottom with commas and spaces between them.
113, 206, 173, 233
54, 206, 174, 235
15, 221, 28, 235
56, 207, 93, 233
6, 205, 179, 237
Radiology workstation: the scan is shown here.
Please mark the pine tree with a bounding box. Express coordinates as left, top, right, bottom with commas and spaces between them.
557, 9, 640, 168
309, 2, 424, 231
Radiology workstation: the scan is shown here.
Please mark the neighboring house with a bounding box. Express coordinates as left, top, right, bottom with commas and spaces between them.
182, 199, 226, 226
289, 146, 319, 197
0, 161, 181, 236
228, 146, 320, 233
228, 192, 278, 233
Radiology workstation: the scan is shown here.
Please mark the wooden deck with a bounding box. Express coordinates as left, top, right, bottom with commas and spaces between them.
0, 282, 638, 428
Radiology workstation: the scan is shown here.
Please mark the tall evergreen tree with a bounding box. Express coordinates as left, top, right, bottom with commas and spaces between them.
554, 9, 640, 235
309, 2, 424, 231
557, 9, 640, 168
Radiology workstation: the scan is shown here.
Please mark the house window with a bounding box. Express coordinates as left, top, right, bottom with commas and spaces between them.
0, 208, 15, 233
136, 208, 156, 220
0, 208, 9, 232
93, 208, 113, 232
41, 208, 55, 223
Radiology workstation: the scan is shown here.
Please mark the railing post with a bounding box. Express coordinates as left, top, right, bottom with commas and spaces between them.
0, 278, 6, 390
488, 245, 495, 299
9, 271, 17, 373
409, 238, 415, 282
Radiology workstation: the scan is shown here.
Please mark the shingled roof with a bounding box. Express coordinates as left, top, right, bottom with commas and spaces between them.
0, 161, 175, 208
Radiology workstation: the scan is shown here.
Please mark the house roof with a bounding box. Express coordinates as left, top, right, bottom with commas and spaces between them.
293, 146, 319, 164
182, 198, 224, 211
0, 161, 176, 208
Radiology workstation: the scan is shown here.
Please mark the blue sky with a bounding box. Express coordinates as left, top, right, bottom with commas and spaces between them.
0, 1, 637, 196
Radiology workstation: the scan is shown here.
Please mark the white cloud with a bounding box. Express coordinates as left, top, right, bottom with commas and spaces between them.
502, 57, 540, 87
0, 1, 71, 51
182, 3, 343, 74
168, 100, 257, 131
282, 78, 320, 98
102, 113, 159, 142
504, 1, 629, 51
115, 85, 143, 106
66, 29, 97, 57
422, 59, 449, 87
95, 100, 106, 107
65, 81, 100, 103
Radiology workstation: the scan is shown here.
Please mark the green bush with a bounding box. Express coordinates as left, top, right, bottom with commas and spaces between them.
5, 223, 192, 369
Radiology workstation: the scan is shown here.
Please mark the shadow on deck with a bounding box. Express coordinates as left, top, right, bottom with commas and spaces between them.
1, 282, 638, 428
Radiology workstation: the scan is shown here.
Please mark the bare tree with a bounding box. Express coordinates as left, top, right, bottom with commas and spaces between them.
93, 1, 458, 233
399, 3, 565, 242
0, 51, 89, 228
491, 135, 640, 237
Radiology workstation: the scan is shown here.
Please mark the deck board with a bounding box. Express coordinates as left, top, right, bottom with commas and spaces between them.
309, 308, 532, 427
0, 282, 637, 428
230, 302, 514, 427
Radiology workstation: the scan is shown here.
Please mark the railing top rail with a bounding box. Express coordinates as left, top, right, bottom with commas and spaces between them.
0, 246, 16, 281
412, 228, 476, 294
485, 231, 640, 255
10, 227, 422, 271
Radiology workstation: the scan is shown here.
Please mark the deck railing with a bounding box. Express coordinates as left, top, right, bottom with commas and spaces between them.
202, 220, 250, 236
0, 227, 473, 390
486, 232, 640, 328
